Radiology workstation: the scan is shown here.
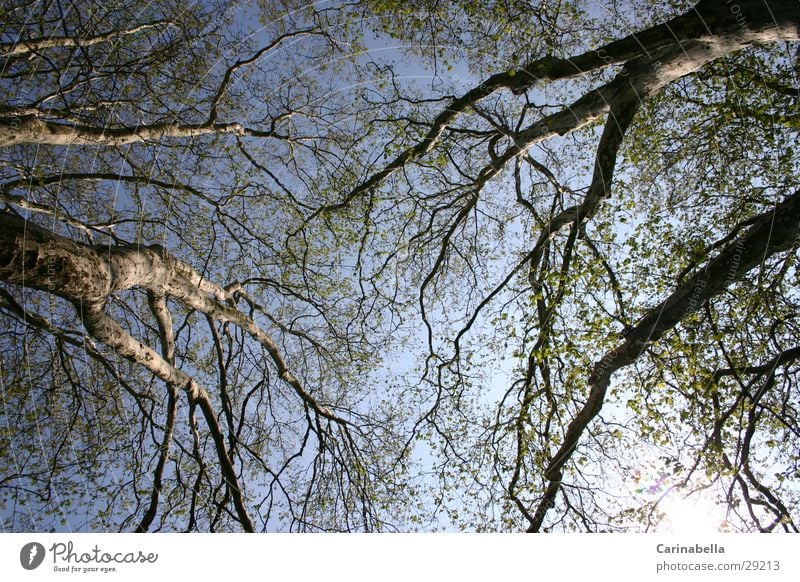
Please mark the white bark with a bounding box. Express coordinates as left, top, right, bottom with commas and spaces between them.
0, 21, 172, 57
0, 114, 247, 147
312, 0, 800, 217
0, 213, 264, 530
0, 210, 340, 424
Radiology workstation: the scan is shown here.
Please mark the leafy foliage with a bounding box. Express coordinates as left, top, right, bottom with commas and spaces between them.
1, 0, 798, 532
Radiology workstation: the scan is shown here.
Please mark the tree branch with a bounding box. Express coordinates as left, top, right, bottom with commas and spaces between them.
0, 113, 283, 147
0, 20, 173, 58
302, 0, 800, 222
528, 188, 800, 531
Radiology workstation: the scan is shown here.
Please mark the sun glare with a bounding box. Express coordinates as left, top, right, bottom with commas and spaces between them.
659, 491, 726, 533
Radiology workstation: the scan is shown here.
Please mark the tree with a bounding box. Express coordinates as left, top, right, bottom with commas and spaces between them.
1, 0, 799, 532
0, 0, 413, 532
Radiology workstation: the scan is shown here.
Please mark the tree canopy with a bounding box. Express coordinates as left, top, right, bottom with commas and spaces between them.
1, 0, 799, 532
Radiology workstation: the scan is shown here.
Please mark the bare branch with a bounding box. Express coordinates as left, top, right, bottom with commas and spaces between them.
0, 20, 174, 58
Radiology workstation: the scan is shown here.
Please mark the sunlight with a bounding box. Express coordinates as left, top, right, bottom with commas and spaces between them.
659, 491, 726, 533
